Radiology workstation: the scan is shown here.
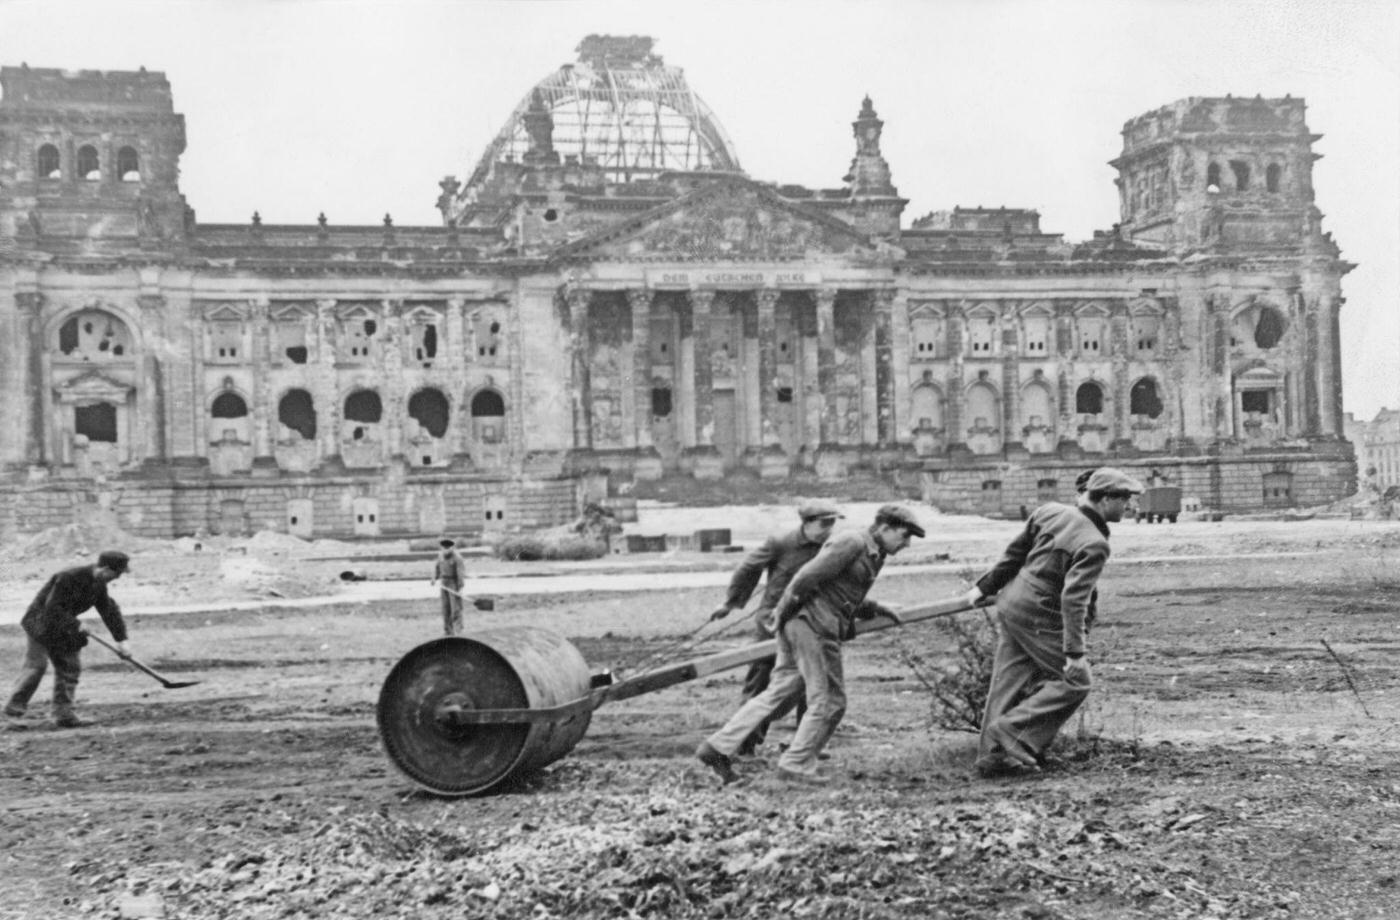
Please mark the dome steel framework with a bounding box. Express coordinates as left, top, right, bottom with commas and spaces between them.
462, 36, 742, 193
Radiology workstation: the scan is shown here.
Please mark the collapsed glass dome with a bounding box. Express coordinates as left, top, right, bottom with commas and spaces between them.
464, 35, 742, 190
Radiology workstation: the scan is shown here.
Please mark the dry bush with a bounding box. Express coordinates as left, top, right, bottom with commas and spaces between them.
924, 609, 999, 733
494, 534, 607, 562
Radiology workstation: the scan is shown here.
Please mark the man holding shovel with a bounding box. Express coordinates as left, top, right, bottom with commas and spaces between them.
5, 550, 133, 729
431, 538, 467, 636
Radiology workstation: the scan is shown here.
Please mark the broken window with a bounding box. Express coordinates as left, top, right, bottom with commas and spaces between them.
474, 314, 502, 358
1206, 161, 1222, 192
117, 146, 140, 182
651, 387, 672, 417
472, 389, 506, 443
1130, 378, 1164, 418
278, 389, 316, 440
409, 322, 438, 365
75, 403, 117, 443
776, 387, 794, 404
56, 311, 131, 361
1229, 160, 1250, 191
408, 388, 450, 438
38, 144, 60, 179
1266, 163, 1282, 193
1241, 390, 1271, 414
339, 314, 378, 361
211, 392, 248, 418
275, 321, 309, 364
77, 145, 100, 181
1076, 382, 1104, 415
208, 322, 243, 361
649, 316, 673, 363
344, 391, 383, 441
1253, 307, 1285, 349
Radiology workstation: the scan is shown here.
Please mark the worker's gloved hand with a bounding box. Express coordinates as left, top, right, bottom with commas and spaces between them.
116, 640, 133, 660
854, 600, 899, 624
708, 604, 734, 621
1063, 656, 1092, 688
962, 587, 985, 608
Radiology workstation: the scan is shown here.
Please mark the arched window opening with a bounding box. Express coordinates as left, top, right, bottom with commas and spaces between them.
966, 384, 999, 430
1076, 382, 1104, 415
211, 392, 248, 418
38, 144, 61, 179
75, 403, 118, 443
1206, 161, 1222, 192
651, 387, 672, 417
77, 145, 100, 181
1229, 160, 1250, 191
1022, 385, 1053, 428
407, 389, 450, 439
55, 310, 131, 360
471, 390, 506, 417
117, 147, 140, 182
1254, 307, 1285, 349
911, 385, 942, 429
278, 390, 317, 440
1265, 163, 1282, 193
1130, 379, 1164, 418
344, 390, 383, 424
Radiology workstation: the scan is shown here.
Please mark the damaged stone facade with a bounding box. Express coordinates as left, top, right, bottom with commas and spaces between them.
0, 42, 1355, 538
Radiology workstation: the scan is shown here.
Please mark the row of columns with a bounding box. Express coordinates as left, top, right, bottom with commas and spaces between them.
567, 286, 897, 458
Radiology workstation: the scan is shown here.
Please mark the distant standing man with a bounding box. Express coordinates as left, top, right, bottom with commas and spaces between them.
5, 551, 134, 728
698, 505, 922, 785
964, 468, 1143, 776
708, 500, 843, 756
431, 538, 467, 636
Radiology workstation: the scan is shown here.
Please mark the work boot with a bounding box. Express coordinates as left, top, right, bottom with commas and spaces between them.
776, 767, 831, 786
54, 714, 92, 729
735, 737, 758, 759
695, 741, 740, 785
984, 721, 1039, 768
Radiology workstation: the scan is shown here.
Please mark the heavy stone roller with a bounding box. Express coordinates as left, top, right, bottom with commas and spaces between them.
377, 597, 974, 796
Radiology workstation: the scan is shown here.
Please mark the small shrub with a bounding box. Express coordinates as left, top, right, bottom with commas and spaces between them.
926, 609, 999, 733
494, 534, 607, 562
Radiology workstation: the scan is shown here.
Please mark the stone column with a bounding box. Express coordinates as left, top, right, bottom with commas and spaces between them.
756, 289, 780, 448
15, 292, 45, 465
945, 303, 967, 452
627, 289, 654, 450
688, 290, 716, 446
315, 298, 339, 460
1001, 315, 1021, 452
1320, 293, 1343, 437
382, 298, 406, 459
1110, 302, 1131, 448
138, 293, 169, 463
250, 297, 273, 460
815, 289, 838, 446
567, 287, 593, 450
873, 289, 896, 446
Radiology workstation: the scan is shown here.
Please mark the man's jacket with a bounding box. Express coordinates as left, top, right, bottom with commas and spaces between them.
723, 526, 824, 636
773, 528, 887, 641
975, 501, 1110, 657
20, 566, 128, 653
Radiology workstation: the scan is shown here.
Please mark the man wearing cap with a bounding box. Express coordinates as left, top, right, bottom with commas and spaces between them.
5, 551, 133, 729
431, 538, 467, 636
963, 467, 1143, 776
697, 504, 922, 785
707, 499, 843, 756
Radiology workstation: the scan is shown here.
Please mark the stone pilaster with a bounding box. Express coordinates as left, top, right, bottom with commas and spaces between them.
872, 289, 896, 446
1001, 314, 1022, 452
16, 292, 45, 466
1110, 302, 1131, 449
945, 302, 967, 452
756, 290, 781, 448
567, 288, 593, 450
315, 298, 339, 461
382, 298, 405, 458
249, 297, 273, 460
815, 289, 838, 446
138, 293, 169, 463
688, 290, 716, 447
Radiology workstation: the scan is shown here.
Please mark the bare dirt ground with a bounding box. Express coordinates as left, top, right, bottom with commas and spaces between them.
3, 510, 1400, 919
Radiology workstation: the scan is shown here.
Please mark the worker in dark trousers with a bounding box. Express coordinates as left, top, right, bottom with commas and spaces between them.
431, 538, 467, 636
965, 468, 1142, 776
5, 551, 133, 729
708, 500, 842, 756
698, 505, 921, 786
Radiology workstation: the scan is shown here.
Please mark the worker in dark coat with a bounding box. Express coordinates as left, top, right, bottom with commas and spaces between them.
698, 505, 921, 786
431, 538, 467, 635
707, 499, 842, 756
5, 551, 133, 728
964, 468, 1142, 776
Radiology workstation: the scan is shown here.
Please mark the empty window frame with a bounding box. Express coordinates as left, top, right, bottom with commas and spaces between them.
1130, 378, 1165, 418
211, 392, 249, 418
278, 390, 317, 440
74, 403, 118, 443
77, 145, 100, 181
1229, 160, 1250, 191
38, 144, 61, 179
1076, 382, 1105, 415
344, 390, 383, 440
117, 146, 140, 182
407, 388, 450, 438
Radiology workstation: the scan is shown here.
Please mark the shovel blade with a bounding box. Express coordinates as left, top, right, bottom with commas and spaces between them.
160, 680, 202, 689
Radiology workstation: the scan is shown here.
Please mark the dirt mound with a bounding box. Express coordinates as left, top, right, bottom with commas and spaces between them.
6, 508, 159, 563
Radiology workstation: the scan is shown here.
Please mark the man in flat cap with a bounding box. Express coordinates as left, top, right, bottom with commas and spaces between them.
963, 467, 1143, 776
706, 499, 843, 757
430, 538, 467, 636
698, 504, 922, 785
5, 550, 133, 728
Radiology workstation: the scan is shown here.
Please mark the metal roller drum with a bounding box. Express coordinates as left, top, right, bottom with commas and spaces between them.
377, 627, 594, 796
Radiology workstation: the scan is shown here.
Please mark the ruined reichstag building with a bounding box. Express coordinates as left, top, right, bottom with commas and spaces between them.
0, 36, 1355, 538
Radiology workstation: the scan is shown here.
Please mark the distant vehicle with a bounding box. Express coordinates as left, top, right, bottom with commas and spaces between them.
1135, 486, 1181, 523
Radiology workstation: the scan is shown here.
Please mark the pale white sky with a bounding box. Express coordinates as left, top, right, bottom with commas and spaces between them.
4, 0, 1397, 418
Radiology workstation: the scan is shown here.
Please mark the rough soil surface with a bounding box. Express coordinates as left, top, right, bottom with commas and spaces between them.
3, 512, 1400, 919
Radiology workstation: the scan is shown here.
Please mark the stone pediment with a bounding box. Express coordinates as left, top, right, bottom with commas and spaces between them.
551, 177, 887, 263
54, 370, 134, 404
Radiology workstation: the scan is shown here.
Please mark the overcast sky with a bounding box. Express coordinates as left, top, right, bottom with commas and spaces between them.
4, 0, 1397, 418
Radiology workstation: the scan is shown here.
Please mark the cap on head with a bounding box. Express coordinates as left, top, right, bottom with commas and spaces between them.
439, 538, 456, 549
97, 550, 130, 574
798, 499, 843, 522
874, 503, 926, 539
1075, 468, 1098, 494
1084, 467, 1145, 496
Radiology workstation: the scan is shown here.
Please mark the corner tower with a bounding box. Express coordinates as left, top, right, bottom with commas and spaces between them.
1111, 95, 1334, 257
